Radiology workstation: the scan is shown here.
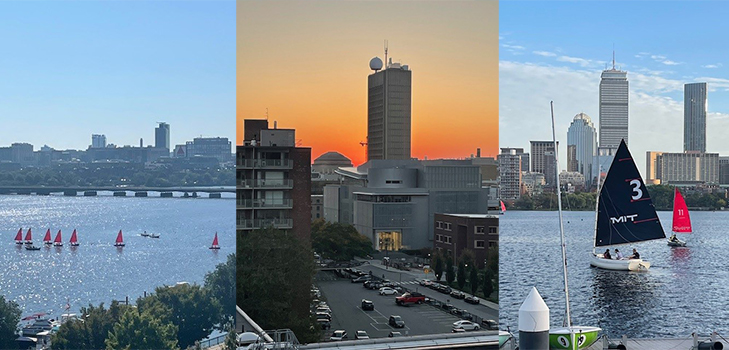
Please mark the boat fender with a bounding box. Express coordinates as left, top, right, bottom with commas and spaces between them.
698, 341, 723, 350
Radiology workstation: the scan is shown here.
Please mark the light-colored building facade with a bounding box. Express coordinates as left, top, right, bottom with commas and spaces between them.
498, 149, 522, 200
91, 134, 107, 148
599, 64, 629, 149
684, 82, 708, 153
651, 152, 719, 184
367, 60, 412, 161
530, 141, 558, 175
567, 112, 597, 186
559, 170, 586, 192
521, 172, 545, 196
186, 137, 232, 163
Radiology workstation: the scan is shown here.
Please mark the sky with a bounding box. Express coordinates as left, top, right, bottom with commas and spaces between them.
499, 1, 729, 177
0, 1, 235, 151
237, 0, 499, 166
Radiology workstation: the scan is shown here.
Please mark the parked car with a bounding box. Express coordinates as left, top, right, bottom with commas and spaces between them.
441, 303, 456, 312
352, 275, 371, 283
379, 287, 398, 295
452, 320, 480, 331
450, 308, 473, 320
330, 330, 348, 341
361, 299, 374, 311
315, 312, 332, 321
388, 315, 405, 328
464, 295, 480, 305
481, 319, 499, 330
355, 330, 370, 340
419, 279, 432, 287
388, 331, 403, 337
367, 281, 383, 290
381, 280, 395, 287
316, 318, 331, 330
450, 290, 466, 299
395, 292, 426, 306
316, 306, 331, 314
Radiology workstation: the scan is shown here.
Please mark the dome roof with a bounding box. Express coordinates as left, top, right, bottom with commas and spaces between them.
573, 112, 592, 122
314, 152, 353, 166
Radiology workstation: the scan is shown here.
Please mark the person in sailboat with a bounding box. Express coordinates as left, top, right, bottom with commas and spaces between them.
669, 233, 679, 242
614, 249, 624, 260
628, 249, 640, 259
603, 249, 612, 259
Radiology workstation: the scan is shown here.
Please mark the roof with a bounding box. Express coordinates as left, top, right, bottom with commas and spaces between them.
314, 152, 353, 165
441, 213, 500, 219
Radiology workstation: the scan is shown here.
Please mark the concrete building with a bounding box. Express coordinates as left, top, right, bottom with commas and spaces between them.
433, 213, 498, 269
559, 170, 586, 192
650, 151, 719, 184
367, 58, 412, 161
186, 137, 232, 163
498, 149, 522, 200
326, 159, 488, 250
237, 119, 312, 243
311, 194, 323, 221
521, 172, 545, 196
646, 151, 663, 184
543, 151, 557, 188
500, 147, 529, 173
720, 157, 729, 185
530, 141, 558, 175
567, 145, 578, 172
11, 143, 35, 166
684, 82, 708, 153
91, 134, 107, 148
155, 122, 170, 151
567, 112, 597, 186
599, 58, 629, 149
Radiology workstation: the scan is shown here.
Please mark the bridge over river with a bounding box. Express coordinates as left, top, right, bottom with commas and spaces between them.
0, 186, 234, 198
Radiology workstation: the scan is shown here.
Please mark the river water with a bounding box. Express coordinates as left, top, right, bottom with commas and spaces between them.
500, 210, 729, 339
0, 192, 234, 319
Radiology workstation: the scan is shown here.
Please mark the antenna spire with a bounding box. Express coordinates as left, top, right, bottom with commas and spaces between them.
266, 108, 269, 121
612, 44, 616, 70
384, 40, 388, 69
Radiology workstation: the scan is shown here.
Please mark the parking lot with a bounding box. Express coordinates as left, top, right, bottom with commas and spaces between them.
314, 270, 465, 340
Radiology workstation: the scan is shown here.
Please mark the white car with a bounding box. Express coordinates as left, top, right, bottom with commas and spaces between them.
452, 320, 480, 331
355, 330, 370, 340
379, 287, 398, 295
330, 330, 348, 341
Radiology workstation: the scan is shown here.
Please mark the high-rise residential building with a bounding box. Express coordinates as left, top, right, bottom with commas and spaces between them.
237, 119, 312, 243
719, 157, 729, 185
684, 82, 708, 153
498, 149, 522, 200
155, 122, 170, 151
186, 137, 232, 162
567, 112, 597, 186
599, 57, 629, 149
500, 147, 529, 172
367, 57, 412, 161
543, 151, 557, 187
530, 141, 558, 175
651, 152, 719, 184
91, 134, 107, 148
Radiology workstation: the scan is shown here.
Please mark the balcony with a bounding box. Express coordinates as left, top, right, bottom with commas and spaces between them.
237, 218, 294, 230
236, 198, 293, 209
237, 179, 294, 189
237, 159, 293, 169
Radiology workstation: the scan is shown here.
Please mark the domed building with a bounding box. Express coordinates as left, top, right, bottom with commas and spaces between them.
312, 152, 353, 175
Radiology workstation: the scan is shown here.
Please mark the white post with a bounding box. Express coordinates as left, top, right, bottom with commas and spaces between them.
519, 287, 550, 350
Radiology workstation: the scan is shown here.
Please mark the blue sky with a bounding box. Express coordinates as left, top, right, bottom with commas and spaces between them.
500, 1, 729, 175
0, 1, 235, 151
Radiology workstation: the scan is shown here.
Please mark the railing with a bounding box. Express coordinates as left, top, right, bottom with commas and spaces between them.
236, 199, 293, 208
199, 333, 228, 349
237, 159, 293, 168
237, 219, 293, 229
237, 179, 294, 189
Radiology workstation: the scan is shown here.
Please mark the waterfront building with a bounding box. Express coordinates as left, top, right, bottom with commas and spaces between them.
567, 112, 597, 186
498, 149, 522, 200
367, 57, 412, 161
599, 57, 629, 150
649, 151, 719, 184
500, 147, 529, 173
720, 157, 729, 185
237, 119, 312, 242
155, 122, 170, 151
684, 82, 708, 153
186, 137, 232, 163
521, 172, 545, 196
433, 213, 498, 269
91, 134, 107, 148
530, 141, 557, 175
559, 170, 586, 192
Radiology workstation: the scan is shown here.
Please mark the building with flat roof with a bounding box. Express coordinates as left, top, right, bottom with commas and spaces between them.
684, 82, 708, 153
367, 58, 412, 161
186, 137, 232, 163
433, 213, 498, 269
155, 122, 170, 151
648, 151, 719, 184
498, 149, 522, 200
530, 141, 557, 175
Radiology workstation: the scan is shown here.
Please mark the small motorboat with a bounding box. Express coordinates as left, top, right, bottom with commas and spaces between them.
25, 245, 41, 251
149, 233, 160, 239
140, 231, 150, 237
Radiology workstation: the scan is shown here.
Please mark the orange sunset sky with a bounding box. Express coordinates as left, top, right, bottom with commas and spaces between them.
237, 1, 498, 166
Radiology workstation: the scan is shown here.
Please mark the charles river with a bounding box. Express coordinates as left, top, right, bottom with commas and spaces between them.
501, 210, 729, 339
0, 192, 234, 319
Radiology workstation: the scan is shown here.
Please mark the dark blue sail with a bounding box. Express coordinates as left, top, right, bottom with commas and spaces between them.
595, 140, 665, 247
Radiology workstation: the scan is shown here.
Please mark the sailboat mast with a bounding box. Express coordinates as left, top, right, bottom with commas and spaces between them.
592, 159, 602, 254
672, 187, 676, 233
550, 101, 571, 328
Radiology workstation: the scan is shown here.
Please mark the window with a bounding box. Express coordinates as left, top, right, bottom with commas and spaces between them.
435, 221, 443, 229
489, 242, 498, 248
489, 226, 498, 234
444, 222, 452, 231
475, 240, 485, 249
316, 213, 320, 218
435, 234, 441, 242
475, 226, 485, 234
385, 180, 402, 184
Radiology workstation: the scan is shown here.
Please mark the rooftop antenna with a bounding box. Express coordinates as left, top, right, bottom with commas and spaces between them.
384, 40, 388, 69
265, 108, 269, 121
612, 44, 616, 70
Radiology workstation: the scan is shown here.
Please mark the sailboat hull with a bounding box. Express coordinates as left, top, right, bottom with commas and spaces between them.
549, 326, 601, 350
590, 254, 650, 271
667, 239, 686, 247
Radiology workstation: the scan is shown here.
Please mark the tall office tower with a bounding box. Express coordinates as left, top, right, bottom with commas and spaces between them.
91, 134, 106, 148
530, 140, 558, 175
599, 55, 629, 149
684, 82, 708, 152
367, 55, 412, 161
155, 122, 170, 150
498, 149, 522, 200
567, 145, 578, 172
567, 112, 597, 185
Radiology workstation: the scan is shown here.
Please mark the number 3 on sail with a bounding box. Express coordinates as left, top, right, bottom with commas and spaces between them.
630, 179, 642, 200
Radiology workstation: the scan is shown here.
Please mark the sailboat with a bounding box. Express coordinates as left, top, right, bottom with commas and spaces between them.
500, 200, 506, 215
209, 232, 220, 250
114, 230, 125, 247
14, 228, 23, 245
24, 228, 33, 245
589, 139, 665, 271
546, 102, 601, 350
53, 230, 63, 247
43, 229, 52, 245
667, 188, 691, 247
70, 229, 79, 247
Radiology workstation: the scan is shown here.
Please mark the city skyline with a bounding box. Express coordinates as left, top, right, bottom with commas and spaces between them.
237, 1, 499, 166
500, 1, 729, 177
0, 2, 235, 151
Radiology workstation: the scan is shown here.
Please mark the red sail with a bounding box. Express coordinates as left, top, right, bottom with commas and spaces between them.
25, 228, 32, 241
15, 228, 23, 241
212, 233, 219, 246
500, 200, 506, 212
116, 230, 124, 243
70, 229, 78, 243
54, 230, 62, 243
672, 188, 692, 233
44, 229, 52, 242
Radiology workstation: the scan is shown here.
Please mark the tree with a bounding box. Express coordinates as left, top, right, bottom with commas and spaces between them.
456, 261, 466, 290
0, 295, 21, 349
223, 325, 237, 350
483, 269, 494, 300
137, 283, 219, 349
433, 251, 444, 281
105, 309, 178, 350
52, 301, 131, 349
445, 257, 455, 285
311, 220, 374, 261
204, 253, 236, 328
469, 266, 479, 296
459, 249, 475, 269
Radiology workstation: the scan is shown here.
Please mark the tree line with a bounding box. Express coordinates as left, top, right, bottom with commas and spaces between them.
431, 247, 498, 302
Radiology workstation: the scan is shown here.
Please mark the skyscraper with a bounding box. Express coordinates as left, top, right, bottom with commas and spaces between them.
684, 82, 708, 153
155, 122, 170, 150
567, 112, 597, 185
91, 134, 106, 148
367, 57, 412, 161
530, 140, 558, 175
599, 56, 629, 149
